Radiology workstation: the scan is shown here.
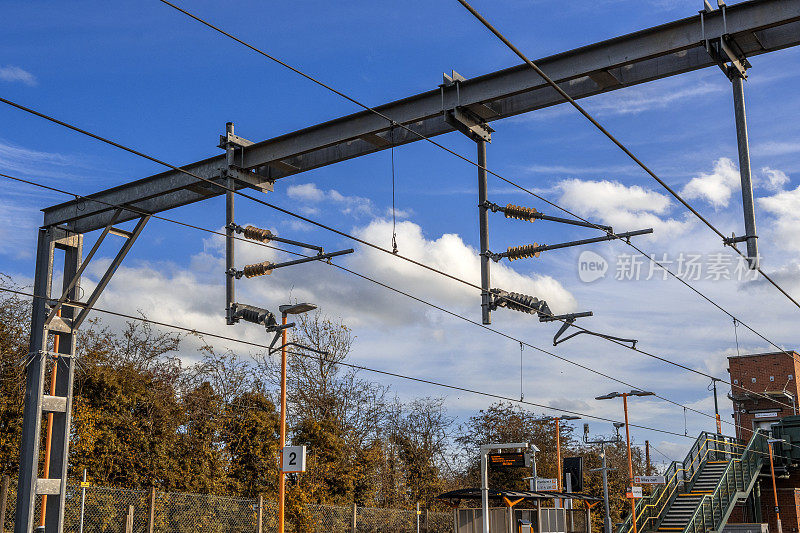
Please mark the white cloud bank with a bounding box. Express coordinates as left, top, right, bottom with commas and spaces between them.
681, 158, 740, 209
758, 185, 800, 253
557, 178, 693, 238
0, 66, 36, 86
287, 183, 374, 217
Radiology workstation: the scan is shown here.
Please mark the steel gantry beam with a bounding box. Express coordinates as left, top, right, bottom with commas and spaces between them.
41, 0, 800, 234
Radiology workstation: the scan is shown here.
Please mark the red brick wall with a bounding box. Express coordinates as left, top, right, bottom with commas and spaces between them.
758, 474, 800, 533
727, 352, 800, 440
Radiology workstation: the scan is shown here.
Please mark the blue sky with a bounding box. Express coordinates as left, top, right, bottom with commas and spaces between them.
2, 0, 800, 464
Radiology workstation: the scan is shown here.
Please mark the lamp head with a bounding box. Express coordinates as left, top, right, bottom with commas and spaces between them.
629, 390, 655, 397
596, 392, 621, 400
279, 302, 317, 315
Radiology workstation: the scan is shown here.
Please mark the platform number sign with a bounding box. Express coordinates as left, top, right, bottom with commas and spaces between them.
282, 445, 307, 473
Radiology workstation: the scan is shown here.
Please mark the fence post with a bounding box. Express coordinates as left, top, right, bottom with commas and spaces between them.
425, 509, 430, 533
124, 505, 134, 533
0, 475, 9, 533
78, 469, 87, 533
148, 487, 156, 533
351, 503, 357, 533
257, 495, 263, 533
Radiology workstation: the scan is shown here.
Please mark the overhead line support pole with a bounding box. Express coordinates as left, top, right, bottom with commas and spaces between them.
478, 139, 491, 325
225, 122, 236, 324
444, 99, 494, 324
730, 73, 759, 269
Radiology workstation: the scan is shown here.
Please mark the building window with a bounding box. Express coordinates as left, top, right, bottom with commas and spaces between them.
752, 378, 757, 383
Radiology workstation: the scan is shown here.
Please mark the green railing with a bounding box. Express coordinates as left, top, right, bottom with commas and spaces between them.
616, 432, 744, 533
682, 430, 766, 533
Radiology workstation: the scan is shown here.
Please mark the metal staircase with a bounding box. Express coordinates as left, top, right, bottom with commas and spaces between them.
617, 430, 766, 533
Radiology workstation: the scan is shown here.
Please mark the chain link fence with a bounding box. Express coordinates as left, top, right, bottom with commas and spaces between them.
0, 479, 453, 533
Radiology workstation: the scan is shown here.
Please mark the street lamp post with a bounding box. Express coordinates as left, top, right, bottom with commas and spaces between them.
277, 303, 317, 533
533, 415, 580, 492
768, 438, 785, 533
596, 391, 655, 533
584, 422, 624, 533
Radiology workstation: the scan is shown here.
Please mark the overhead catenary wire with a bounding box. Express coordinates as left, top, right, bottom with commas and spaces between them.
453, 0, 800, 312
0, 12, 796, 421
153, 0, 800, 318
0, 285, 743, 441
0, 6, 793, 462
0, 284, 793, 463
0, 96, 791, 414
142, 4, 800, 375
1, 169, 794, 420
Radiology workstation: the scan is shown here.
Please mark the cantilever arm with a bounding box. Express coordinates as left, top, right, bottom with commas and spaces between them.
552, 318, 637, 348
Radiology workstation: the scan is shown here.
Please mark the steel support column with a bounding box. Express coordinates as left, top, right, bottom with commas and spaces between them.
477, 140, 491, 325
225, 122, 236, 325
731, 73, 759, 268
16, 228, 82, 533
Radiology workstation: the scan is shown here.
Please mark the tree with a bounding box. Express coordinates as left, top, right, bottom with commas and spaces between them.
70, 318, 184, 488
254, 310, 392, 506
456, 402, 573, 492
389, 398, 453, 507
223, 390, 280, 497
175, 381, 227, 494
0, 278, 30, 477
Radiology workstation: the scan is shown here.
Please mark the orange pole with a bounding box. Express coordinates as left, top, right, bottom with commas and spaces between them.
623, 394, 638, 533
716, 414, 722, 435
556, 418, 562, 492
40, 321, 60, 528
278, 313, 288, 533
768, 442, 783, 533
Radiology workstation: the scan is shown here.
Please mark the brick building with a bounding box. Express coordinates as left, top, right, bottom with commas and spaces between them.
727, 352, 800, 533
728, 351, 800, 440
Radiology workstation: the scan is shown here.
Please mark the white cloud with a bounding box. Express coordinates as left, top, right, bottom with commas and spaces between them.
587, 80, 724, 116
760, 167, 790, 192
351, 219, 578, 318
758, 185, 800, 252
681, 158, 740, 209
0, 66, 36, 86
287, 183, 325, 202
287, 182, 374, 217
511, 76, 724, 123
0, 139, 103, 181
557, 178, 693, 238
754, 141, 800, 157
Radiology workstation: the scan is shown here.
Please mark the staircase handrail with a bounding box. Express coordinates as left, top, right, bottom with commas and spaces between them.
616, 432, 744, 533
681, 430, 765, 533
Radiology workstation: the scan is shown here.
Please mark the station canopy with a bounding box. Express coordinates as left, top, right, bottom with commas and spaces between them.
436, 488, 601, 505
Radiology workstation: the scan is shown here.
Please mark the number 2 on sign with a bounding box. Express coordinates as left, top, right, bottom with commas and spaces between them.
282, 445, 306, 472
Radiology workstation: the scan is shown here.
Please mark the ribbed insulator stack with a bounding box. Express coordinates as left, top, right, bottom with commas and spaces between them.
502, 292, 542, 315
242, 225, 274, 243
233, 303, 271, 325
506, 243, 541, 261
504, 204, 538, 222
242, 261, 274, 278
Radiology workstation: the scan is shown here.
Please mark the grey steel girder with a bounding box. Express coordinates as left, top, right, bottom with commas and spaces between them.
42, 0, 800, 234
